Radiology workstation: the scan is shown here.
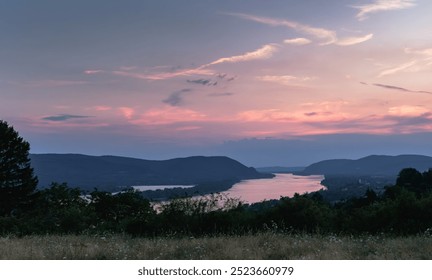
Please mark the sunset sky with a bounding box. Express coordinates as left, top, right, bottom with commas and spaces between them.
2, 0, 432, 166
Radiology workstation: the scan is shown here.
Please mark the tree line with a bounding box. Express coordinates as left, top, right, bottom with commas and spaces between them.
2, 120, 432, 237
1, 175, 432, 237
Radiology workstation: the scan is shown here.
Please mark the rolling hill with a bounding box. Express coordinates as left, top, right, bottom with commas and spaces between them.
298, 154, 432, 176
29, 154, 270, 191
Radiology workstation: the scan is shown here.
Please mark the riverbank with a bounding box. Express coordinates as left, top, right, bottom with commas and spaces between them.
1, 233, 431, 260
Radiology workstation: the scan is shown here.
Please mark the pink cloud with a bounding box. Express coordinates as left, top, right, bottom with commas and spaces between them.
335, 34, 374, 46
237, 109, 293, 122
378, 60, 418, 77
175, 126, 202, 131
388, 105, 430, 117
112, 68, 215, 81
95, 106, 112, 111
375, 48, 432, 78
226, 13, 373, 46
237, 108, 350, 124
84, 70, 104, 75
283, 38, 312, 45
229, 99, 432, 137
118, 107, 135, 119
82, 44, 280, 83
226, 13, 338, 45
85, 67, 214, 81
132, 106, 207, 125
205, 44, 279, 66
353, 0, 416, 21
405, 47, 432, 57
256, 75, 314, 86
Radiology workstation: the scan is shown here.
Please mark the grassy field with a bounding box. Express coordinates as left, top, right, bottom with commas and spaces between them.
1, 232, 431, 260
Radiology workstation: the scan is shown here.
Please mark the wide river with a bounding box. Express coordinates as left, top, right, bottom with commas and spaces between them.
132, 173, 325, 204
221, 173, 325, 204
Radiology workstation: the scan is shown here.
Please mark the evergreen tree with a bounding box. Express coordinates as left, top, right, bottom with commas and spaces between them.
0, 120, 38, 216
396, 168, 424, 195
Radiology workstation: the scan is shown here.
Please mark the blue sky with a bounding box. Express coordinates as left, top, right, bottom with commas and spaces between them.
1, 0, 432, 166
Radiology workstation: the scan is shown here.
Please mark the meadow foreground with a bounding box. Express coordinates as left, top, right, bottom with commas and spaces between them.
1, 233, 431, 260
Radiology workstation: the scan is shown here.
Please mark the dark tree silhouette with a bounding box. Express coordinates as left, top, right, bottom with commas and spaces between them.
422, 169, 432, 193
0, 120, 38, 216
396, 168, 424, 195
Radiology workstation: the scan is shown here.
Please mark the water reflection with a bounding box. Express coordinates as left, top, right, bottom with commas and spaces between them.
133, 185, 195, 191
222, 173, 325, 204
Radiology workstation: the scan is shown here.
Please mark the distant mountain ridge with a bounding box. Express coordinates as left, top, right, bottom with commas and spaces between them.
30, 154, 270, 190
298, 154, 432, 176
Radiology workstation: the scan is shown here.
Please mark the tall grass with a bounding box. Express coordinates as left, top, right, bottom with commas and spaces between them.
1, 233, 431, 260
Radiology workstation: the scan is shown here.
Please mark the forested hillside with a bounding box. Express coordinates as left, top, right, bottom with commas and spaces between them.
30, 154, 271, 191
299, 155, 432, 176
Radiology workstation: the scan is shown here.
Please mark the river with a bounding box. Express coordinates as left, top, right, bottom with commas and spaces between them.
131, 173, 325, 204
132, 184, 195, 191
220, 173, 325, 204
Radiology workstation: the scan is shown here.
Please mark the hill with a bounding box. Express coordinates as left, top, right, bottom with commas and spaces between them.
29, 154, 270, 191
290, 154, 432, 202
298, 154, 432, 176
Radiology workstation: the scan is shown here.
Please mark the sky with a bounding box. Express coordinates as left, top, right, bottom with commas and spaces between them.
1, 0, 432, 167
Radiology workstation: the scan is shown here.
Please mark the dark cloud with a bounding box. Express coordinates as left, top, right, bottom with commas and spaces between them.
216, 73, 236, 82
374, 83, 412, 92
187, 79, 218, 86
384, 113, 432, 127
208, 92, 234, 97
42, 114, 92, 122
304, 112, 318, 116
303, 112, 432, 136
163, 89, 192, 106
186, 74, 236, 87
187, 79, 212, 86
219, 74, 237, 82
370, 83, 432, 94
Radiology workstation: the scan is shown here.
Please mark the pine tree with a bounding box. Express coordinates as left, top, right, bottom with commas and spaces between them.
0, 120, 38, 216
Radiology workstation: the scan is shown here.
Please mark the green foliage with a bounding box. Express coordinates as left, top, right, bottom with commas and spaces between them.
0, 120, 38, 216
395, 168, 432, 196
396, 168, 424, 195
89, 189, 155, 235
22, 183, 91, 234
155, 194, 246, 236
259, 194, 334, 233
2, 167, 432, 237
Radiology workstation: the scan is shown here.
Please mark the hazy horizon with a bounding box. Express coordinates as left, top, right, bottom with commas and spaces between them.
28, 146, 432, 168
2, 0, 432, 167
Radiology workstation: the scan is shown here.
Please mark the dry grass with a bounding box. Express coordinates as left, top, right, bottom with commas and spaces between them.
0, 233, 431, 260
